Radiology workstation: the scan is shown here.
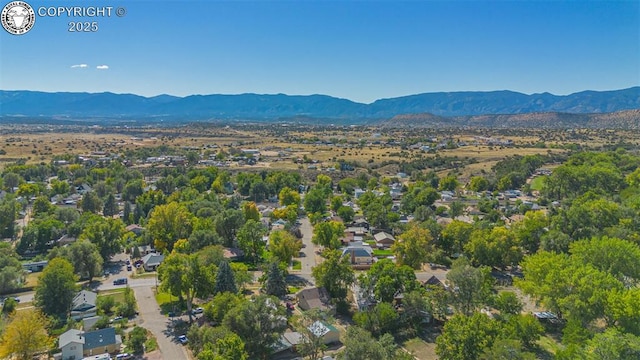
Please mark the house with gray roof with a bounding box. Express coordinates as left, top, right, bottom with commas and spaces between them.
142, 253, 164, 271
71, 290, 97, 320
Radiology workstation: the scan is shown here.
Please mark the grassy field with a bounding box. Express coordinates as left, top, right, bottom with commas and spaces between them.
530, 175, 548, 191
373, 249, 393, 257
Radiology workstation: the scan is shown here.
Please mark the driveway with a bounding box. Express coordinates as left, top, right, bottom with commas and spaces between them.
133, 286, 191, 360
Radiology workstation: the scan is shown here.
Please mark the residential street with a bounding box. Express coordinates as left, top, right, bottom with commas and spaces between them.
298, 216, 318, 275
133, 286, 191, 360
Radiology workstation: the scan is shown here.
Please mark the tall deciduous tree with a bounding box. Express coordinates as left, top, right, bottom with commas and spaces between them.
312, 221, 345, 249
223, 295, 287, 359
49, 239, 103, 282
215, 208, 244, 247
147, 202, 194, 252
81, 191, 102, 214
269, 230, 302, 265
80, 216, 125, 262
35, 257, 78, 319
0, 310, 51, 360
392, 222, 432, 269
237, 219, 267, 264
312, 249, 355, 303
436, 313, 503, 360
446, 257, 492, 316
279, 187, 301, 207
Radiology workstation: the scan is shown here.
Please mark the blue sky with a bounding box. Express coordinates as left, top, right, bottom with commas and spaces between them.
1, 0, 638, 103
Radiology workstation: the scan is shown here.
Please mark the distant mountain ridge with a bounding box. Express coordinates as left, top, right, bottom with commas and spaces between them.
382, 109, 640, 129
0, 87, 639, 122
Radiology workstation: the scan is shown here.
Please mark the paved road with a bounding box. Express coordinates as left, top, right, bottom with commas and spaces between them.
297, 216, 318, 275
134, 286, 191, 360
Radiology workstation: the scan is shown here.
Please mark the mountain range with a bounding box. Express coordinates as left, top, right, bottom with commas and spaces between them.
1, 87, 639, 127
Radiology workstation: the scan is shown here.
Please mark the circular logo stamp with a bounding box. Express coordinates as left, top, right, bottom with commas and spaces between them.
1, 1, 35, 35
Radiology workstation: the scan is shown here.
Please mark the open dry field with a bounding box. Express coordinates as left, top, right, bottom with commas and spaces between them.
1, 124, 638, 179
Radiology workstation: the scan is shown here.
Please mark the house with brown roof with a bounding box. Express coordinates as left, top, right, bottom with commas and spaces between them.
297, 287, 332, 312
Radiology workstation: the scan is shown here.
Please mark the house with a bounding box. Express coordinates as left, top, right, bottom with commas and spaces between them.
141, 253, 164, 271
354, 188, 366, 199
57, 235, 77, 246
124, 224, 144, 236
59, 328, 122, 360
423, 275, 445, 289
297, 287, 332, 312
22, 260, 48, 272
223, 247, 244, 260
308, 321, 340, 344
135, 245, 154, 256
71, 290, 98, 320
59, 329, 84, 360
341, 245, 374, 268
82, 316, 101, 331
373, 231, 395, 249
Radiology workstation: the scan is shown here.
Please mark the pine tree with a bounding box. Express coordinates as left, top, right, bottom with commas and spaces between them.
123, 201, 132, 224
214, 260, 237, 295
263, 261, 287, 298
103, 193, 118, 217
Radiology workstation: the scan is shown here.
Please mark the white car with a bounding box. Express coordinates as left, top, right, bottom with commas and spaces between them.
178, 335, 188, 345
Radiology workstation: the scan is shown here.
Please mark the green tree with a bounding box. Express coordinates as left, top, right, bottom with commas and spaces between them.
102, 193, 118, 217
337, 206, 355, 223
34, 257, 78, 319
0, 310, 51, 360
436, 313, 503, 360
312, 221, 345, 249
205, 292, 245, 324
50, 239, 103, 282
214, 260, 237, 295
200, 333, 248, 360
81, 191, 103, 213
127, 326, 148, 354
304, 188, 327, 214
493, 291, 523, 316
337, 326, 408, 360
237, 219, 266, 264
147, 202, 194, 252
0, 243, 24, 294
262, 261, 288, 297
480, 339, 535, 360
80, 216, 124, 262
512, 210, 548, 254
269, 230, 301, 265
439, 175, 459, 192
96, 295, 115, 315
359, 259, 420, 303
585, 328, 640, 359
159, 253, 215, 321
223, 295, 287, 359
117, 286, 137, 318
570, 236, 640, 285
392, 222, 432, 269
32, 196, 53, 216
440, 220, 474, 256
215, 208, 244, 247
354, 302, 399, 337
446, 257, 492, 316
469, 176, 489, 192
312, 249, 355, 302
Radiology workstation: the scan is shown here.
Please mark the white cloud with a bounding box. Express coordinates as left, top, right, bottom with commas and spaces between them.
70, 64, 88, 68
96, 65, 109, 70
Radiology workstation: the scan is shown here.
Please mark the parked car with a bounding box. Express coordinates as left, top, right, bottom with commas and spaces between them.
116, 353, 132, 360
192, 307, 204, 314
127, 265, 132, 271
178, 335, 188, 345
110, 316, 124, 323
113, 278, 128, 285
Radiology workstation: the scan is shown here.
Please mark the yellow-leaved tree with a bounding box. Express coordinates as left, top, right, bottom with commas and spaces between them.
0, 309, 51, 360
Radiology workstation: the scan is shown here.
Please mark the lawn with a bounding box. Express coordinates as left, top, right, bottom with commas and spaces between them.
292, 260, 302, 270
98, 288, 126, 304
402, 337, 437, 360
154, 288, 185, 315
530, 175, 547, 191
373, 249, 393, 257
24, 272, 40, 288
